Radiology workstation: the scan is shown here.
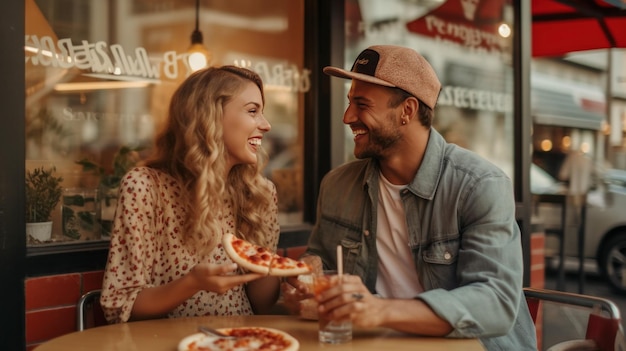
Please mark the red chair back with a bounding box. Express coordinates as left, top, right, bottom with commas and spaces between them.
586, 313, 621, 351
524, 287, 622, 351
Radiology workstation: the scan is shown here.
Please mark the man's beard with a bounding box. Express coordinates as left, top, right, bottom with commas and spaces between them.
354, 111, 402, 159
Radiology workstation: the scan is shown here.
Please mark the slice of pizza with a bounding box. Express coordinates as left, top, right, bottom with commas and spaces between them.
268, 255, 311, 277
222, 232, 311, 276
179, 326, 299, 351
222, 232, 274, 275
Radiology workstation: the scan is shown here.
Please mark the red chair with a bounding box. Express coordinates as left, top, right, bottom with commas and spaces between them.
524, 287, 625, 351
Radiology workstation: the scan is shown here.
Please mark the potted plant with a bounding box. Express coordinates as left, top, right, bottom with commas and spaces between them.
25, 166, 63, 242
76, 145, 142, 237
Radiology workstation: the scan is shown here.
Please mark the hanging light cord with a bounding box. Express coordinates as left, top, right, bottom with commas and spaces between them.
195, 0, 200, 33
191, 0, 203, 44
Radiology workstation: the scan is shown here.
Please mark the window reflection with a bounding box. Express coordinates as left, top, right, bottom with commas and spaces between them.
341, 0, 514, 177
25, 0, 306, 246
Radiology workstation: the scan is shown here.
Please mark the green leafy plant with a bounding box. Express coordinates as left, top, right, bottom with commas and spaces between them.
75, 146, 142, 237
76, 146, 142, 193
61, 190, 97, 240
25, 166, 63, 223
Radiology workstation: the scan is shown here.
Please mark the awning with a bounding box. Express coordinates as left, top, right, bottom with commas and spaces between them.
532, 74, 605, 130
402, 0, 626, 58
532, 0, 626, 57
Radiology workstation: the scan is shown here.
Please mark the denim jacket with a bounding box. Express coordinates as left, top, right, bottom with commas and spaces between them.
305, 129, 537, 350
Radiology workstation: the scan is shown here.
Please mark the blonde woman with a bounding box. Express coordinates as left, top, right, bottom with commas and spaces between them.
101, 66, 280, 323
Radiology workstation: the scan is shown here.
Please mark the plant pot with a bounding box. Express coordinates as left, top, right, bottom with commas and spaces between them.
26, 221, 53, 242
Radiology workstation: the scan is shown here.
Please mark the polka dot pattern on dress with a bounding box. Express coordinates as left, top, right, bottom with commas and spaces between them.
100, 167, 279, 323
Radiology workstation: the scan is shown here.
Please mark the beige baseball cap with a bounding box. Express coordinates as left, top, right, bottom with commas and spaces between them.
323, 45, 441, 109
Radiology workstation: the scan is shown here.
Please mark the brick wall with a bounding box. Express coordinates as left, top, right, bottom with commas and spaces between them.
530, 230, 546, 350
24, 270, 104, 350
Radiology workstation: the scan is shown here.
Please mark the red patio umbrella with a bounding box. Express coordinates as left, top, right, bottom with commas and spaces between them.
405, 0, 508, 53
532, 0, 626, 57
404, 0, 626, 57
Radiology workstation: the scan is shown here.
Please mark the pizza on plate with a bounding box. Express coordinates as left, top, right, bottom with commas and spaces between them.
222, 233, 311, 276
178, 326, 299, 351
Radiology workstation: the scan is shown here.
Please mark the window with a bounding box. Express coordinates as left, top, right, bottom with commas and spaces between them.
25, 0, 307, 250
338, 0, 515, 177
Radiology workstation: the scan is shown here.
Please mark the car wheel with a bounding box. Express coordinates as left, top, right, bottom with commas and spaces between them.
599, 232, 626, 293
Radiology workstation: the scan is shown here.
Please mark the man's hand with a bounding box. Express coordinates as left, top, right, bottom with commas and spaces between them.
315, 273, 384, 328
280, 255, 322, 317
281, 275, 315, 316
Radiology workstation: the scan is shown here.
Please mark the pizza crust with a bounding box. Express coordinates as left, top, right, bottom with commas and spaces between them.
222, 232, 271, 275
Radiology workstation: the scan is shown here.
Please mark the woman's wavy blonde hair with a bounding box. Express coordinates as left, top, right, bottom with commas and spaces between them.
144, 65, 275, 254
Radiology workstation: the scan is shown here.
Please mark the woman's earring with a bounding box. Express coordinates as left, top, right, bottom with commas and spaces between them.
402, 120, 406, 125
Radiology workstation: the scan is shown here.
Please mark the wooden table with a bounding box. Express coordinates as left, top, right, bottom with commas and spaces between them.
35, 315, 485, 351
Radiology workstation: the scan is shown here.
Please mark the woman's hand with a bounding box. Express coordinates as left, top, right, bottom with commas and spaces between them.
190, 262, 263, 294
131, 262, 261, 320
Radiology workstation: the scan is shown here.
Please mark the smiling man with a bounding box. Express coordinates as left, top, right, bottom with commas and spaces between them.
282, 45, 537, 351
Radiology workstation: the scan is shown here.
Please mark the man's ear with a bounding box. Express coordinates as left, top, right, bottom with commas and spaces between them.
403, 96, 419, 121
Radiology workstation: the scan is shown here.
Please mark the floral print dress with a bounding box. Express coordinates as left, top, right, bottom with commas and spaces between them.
100, 167, 280, 323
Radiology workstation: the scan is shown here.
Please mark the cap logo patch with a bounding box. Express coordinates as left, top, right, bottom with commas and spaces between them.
351, 49, 379, 77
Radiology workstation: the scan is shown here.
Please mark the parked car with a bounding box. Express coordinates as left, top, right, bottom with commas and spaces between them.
531, 164, 626, 293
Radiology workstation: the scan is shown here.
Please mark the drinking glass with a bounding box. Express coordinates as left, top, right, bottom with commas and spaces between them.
313, 270, 352, 344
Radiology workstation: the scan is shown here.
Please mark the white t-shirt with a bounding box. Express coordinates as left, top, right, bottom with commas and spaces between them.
375, 173, 423, 298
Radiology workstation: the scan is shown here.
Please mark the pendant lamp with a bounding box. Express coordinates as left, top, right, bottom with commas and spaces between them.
187, 0, 211, 71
